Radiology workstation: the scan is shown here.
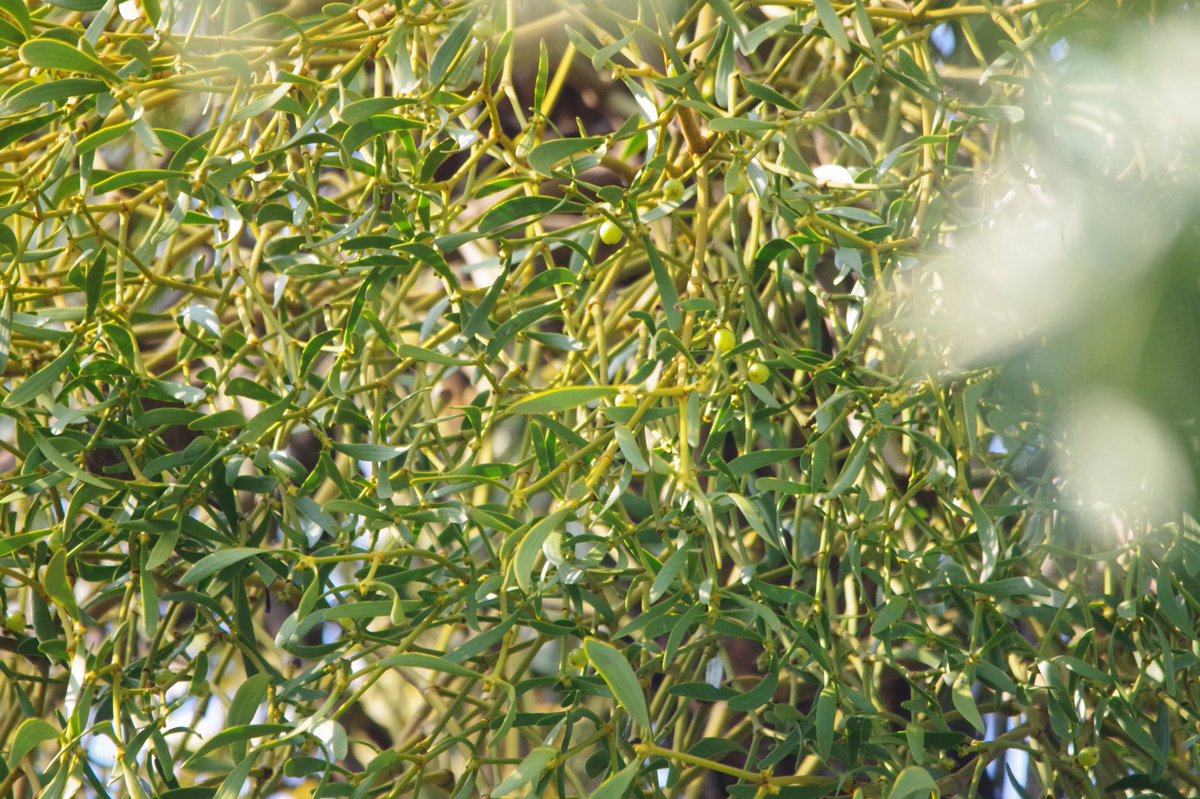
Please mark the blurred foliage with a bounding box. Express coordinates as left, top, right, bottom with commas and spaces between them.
0, 1, 1197, 799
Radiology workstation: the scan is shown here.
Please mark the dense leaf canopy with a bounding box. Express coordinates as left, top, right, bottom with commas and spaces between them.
0, 1, 1197, 799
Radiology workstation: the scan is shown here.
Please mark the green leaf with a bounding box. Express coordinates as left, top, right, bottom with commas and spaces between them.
709, 117, 776, 133
1056, 656, 1112, 686
583, 637, 651, 730
527, 136, 604, 176
188, 409, 246, 431
178, 548, 265, 586
827, 431, 874, 497
889, 766, 940, 799
215, 753, 257, 799
959, 105, 1025, 124
78, 120, 135, 155
44, 0, 105, 10
643, 235, 681, 331
84, 250, 105, 321
43, 549, 80, 616
728, 448, 805, 479
906, 725, 926, 766
331, 442, 407, 461
4, 340, 77, 407
446, 613, 518, 664
870, 596, 909, 637
854, 0, 883, 60
813, 0, 851, 52
478, 196, 583, 234
514, 507, 572, 594
340, 97, 405, 125
591, 30, 636, 70
238, 396, 293, 444
397, 344, 472, 366
969, 577, 1049, 597
650, 545, 689, 603
227, 675, 273, 761
5, 78, 106, 111
294, 496, 339, 536
492, 746, 556, 797
0, 0, 31, 37
378, 652, 486, 680
7, 718, 58, 769
508, 386, 617, 415
728, 668, 778, 711
613, 425, 649, 472
534, 40, 549, 112
429, 10, 477, 87
184, 724, 290, 769
20, 39, 120, 82
146, 522, 181, 571
741, 77, 801, 112
721, 492, 783, 552
951, 673, 985, 733
591, 761, 640, 799
0, 290, 12, 385
968, 493, 998, 581
93, 169, 189, 194
755, 477, 812, 496
1158, 568, 1192, 636
815, 687, 836, 760
0, 531, 50, 557
229, 83, 292, 124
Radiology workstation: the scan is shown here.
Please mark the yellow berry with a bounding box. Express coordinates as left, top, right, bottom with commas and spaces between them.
712, 327, 736, 354
663, 178, 685, 202
615, 391, 637, 407
599, 220, 624, 246
4, 612, 25, 634
566, 648, 588, 669
746, 361, 770, 383
1076, 747, 1099, 768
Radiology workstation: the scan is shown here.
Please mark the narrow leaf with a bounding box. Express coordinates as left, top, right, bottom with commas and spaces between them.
650, 545, 689, 603
20, 39, 120, 82
179, 548, 265, 586
7, 718, 58, 768
814, 0, 851, 52
514, 507, 571, 593
584, 637, 651, 730
492, 746, 556, 797
643, 235, 681, 330
592, 761, 641, 799
527, 136, 604, 176
378, 652, 485, 680
4, 340, 77, 407
951, 673, 985, 733
508, 386, 617, 415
